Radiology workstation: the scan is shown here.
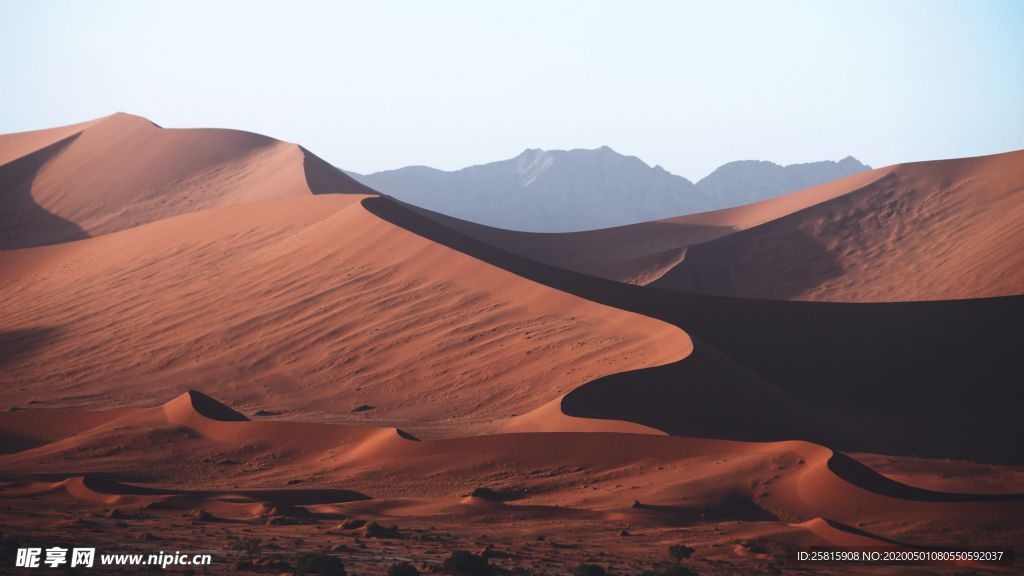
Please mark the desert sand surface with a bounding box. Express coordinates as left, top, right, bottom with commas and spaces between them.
2, 116, 1022, 574
362, 195, 1024, 464
0, 192, 687, 436
2, 392, 1022, 575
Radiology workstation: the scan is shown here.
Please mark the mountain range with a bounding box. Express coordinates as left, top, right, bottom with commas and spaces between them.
346, 147, 871, 232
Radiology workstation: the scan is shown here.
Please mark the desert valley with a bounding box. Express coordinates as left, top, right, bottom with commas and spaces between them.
1, 113, 1023, 576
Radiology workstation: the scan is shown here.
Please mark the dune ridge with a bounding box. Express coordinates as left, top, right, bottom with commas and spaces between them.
0, 112, 373, 250
651, 149, 1024, 301
0, 192, 689, 436
397, 167, 889, 285
411, 151, 1024, 303
2, 392, 1022, 552
360, 195, 1024, 463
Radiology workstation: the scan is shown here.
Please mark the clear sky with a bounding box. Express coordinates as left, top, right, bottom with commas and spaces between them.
1, 0, 1022, 180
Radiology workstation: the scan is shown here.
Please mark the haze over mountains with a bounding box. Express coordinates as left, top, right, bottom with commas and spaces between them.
425, 149, 1024, 302
347, 147, 871, 232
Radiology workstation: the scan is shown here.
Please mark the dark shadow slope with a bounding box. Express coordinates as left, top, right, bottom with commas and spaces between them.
362, 196, 1024, 464
561, 338, 848, 448
79, 476, 370, 504
0, 133, 89, 250
185, 390, 249, 422
301, 146, 379, 197
396, 199, 731, 279
826, 452, 1024, 503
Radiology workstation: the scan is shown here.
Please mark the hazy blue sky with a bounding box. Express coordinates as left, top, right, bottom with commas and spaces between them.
1, 1, 1022, 180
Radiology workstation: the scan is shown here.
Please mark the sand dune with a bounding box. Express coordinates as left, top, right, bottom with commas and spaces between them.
399, 167, 888, 285
496, 395, 666, 436
416, 151, 1024, 303
6, 132, 1011, 460
0, 113, 372, 250
2, 393, 1021, 559
0, 192, 688, 436
650, 150, 1024, 301
362, 197, 1024, 463
0, 118, 104, 167
6, 117, 1017, 456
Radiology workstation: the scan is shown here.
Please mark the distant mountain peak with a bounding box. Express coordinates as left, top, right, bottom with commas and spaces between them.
347, 149, 873, 232
838, 155, 872, 170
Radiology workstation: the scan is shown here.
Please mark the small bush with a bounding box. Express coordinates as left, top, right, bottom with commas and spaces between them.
573, 564, 607, 576
231, 537, 262, 559
296, 552, 346, 575
351, 405, 373, 413
618, 529, 629, 536
387, 560, 419, 576
631, 500, 642, 508
668, 544, 695, 563
105, 508, 124, 519
441, 550, 490, 576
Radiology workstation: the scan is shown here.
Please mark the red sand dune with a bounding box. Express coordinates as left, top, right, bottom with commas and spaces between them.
0, 193, 687, 436
0, 112, 372, 250
398, 168, 888, 285
1, 114, 692, 438
650, 150, 1024, 301
4, 115, 1019, 464
5, 116, 1020, 463
2, 392, 1022, 570
412, 151, 1024, 302
361, 194, 1024, 464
